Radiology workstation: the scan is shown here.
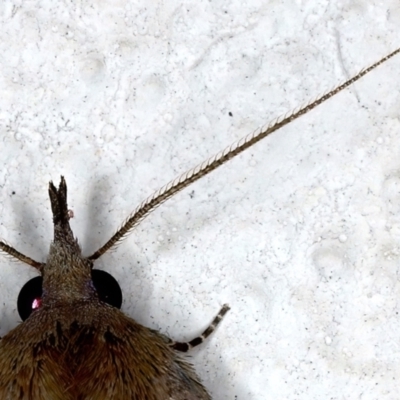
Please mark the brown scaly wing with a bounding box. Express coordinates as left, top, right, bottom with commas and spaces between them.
0, 301, 211, 400
0, 317, 75, 399
69, 305, 211, 399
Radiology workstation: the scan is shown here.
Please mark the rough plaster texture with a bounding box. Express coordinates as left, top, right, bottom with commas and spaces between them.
0, 1, 400, 399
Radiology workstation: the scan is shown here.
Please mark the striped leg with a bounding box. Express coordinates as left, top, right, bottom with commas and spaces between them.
171, 304, 230, 352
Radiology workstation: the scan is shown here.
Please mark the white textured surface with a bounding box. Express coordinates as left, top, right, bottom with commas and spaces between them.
0, 1, 400, 399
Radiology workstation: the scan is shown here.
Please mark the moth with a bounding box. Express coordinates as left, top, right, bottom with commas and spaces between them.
0, 47, 398, 399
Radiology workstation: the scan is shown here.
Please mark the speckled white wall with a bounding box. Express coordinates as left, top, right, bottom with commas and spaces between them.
0, 1, 399, 399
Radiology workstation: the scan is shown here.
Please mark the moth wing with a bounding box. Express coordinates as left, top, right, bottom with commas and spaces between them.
70, 310, 211, 399
0, 324, 75, 399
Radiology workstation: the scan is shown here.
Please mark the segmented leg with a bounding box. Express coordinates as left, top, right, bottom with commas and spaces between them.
171, 304, 230, 352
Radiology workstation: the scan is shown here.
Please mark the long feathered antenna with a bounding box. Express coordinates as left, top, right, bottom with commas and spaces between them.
0, 241, 42, 269
88, 47, 400, 260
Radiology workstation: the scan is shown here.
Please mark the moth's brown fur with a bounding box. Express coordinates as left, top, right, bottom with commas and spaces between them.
0, 303, 209, 399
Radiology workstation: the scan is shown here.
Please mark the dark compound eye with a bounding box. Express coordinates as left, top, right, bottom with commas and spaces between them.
91, 269, 123, 310
17, 270, 123, 321
17, 276, 42, 321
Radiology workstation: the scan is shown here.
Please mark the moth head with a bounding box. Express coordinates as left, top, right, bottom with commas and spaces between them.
16, 177, 122, 321
18, 269, 122, 321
